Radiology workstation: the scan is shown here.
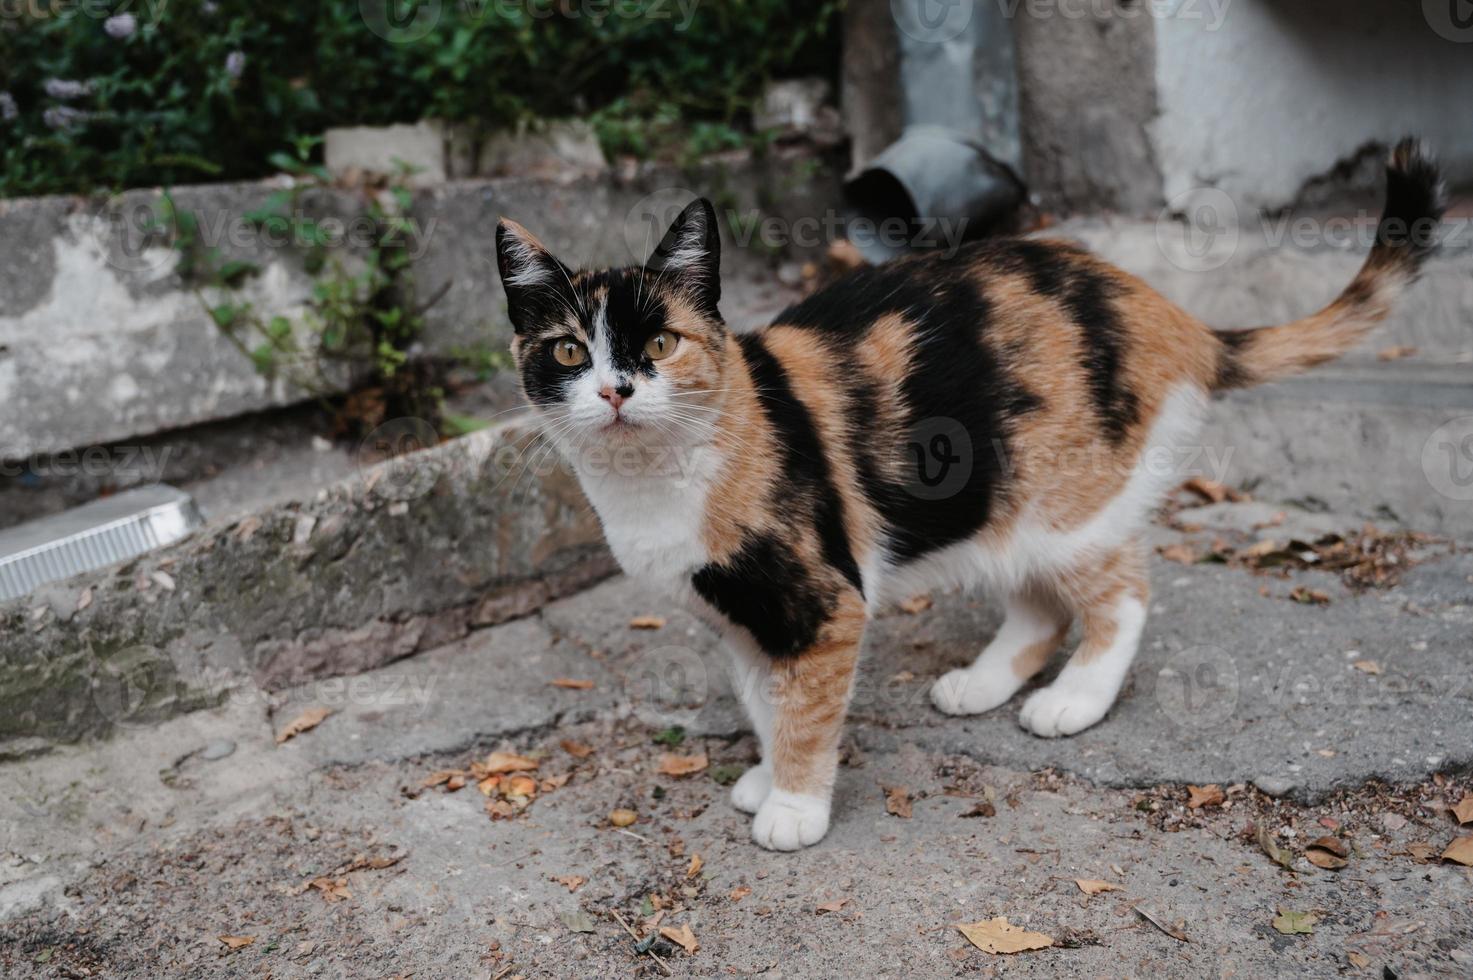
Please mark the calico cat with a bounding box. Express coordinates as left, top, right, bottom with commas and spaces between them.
495, 140, 1444, 850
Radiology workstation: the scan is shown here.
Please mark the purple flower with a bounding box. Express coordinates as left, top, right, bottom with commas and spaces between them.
225, 51, 247, 79
43, 106, 90, 131
43, 78, 93, 101
0, 92, 17, 123
104, 13, 137, 39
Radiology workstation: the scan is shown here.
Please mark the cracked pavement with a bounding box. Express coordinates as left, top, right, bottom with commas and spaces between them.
2, 502, 1471, 977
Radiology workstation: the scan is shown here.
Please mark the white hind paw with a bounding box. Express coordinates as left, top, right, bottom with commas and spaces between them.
930, 667, 1022, 717
1018, 683, 1115, 738
730, 763, 772, 814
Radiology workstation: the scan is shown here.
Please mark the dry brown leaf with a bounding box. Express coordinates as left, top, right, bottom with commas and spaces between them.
815, 898, 849, 914
552, 875, 586, 892
1405, 841, 1438, 863
548, 678, 595, 690
686, 853, 704, 879
1159, 543, 1201, 565
1181, 476, 1244, 504
1442, 836, 1473, 866
898, 594, 933, 614
884, 786, 913, 819
1075, 879, 1122, 896
485, 798, 518, 820
561, 739, 595, 758
1348, 951, 1371, 969
658, 753, 709, 777
540, 773, 572, 792
1305, 836, 1349, 870
629, 615, 667, 630
659, 923, 699, 955
275, 706, 332, 744
609, 808, 637, 827
1452, 798, 1473, 825
218, 935, 256, 950
1187, 784, 1225, 809
308, 877, 352, 902
1352, 660, 1382, 675
76, 587, 94, 612
421, 769, 459, 788
1258, 826, 1295, 870
956, 917, 1053, 954
484, 752, 539, 773
444, 774, 467, 792
1377, 345, 1418, 361
505, 775, 537, 798
476, 775, 501, 796
1290, 585, 1332, 606
729, 886, 751, 903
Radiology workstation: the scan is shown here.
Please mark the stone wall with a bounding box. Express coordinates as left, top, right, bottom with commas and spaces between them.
1, 151, 839, 461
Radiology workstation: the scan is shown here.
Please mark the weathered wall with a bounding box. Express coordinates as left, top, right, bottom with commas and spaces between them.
1011, 0, 1163, 215
1152, 0, 1473, 214
0, 420, 612, 758
0, 152, 839, 462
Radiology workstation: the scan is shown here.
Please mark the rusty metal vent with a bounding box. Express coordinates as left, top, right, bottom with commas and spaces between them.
0, 485, 203, 603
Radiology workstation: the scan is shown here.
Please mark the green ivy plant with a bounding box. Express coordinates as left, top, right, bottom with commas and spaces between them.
0, 0, 841, 198
157, 141, 443, 434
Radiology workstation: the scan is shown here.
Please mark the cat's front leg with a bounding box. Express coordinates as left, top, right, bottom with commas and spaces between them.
746, 602, 865, 851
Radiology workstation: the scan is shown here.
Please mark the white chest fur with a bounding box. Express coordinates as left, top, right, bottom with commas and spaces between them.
570, 450, 718, 593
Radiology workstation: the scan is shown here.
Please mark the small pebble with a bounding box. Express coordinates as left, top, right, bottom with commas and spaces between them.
201, 739, 236, 761
1254, 776, 1296, 798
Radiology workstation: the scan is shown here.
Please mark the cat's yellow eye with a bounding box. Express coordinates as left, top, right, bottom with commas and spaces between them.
551, 338, 587, 367
645, 330, 679, 361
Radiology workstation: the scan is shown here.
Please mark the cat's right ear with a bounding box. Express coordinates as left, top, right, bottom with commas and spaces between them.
496, 218, 573, 334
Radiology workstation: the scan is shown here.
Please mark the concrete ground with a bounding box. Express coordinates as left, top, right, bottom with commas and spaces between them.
2, 501, 1471, 977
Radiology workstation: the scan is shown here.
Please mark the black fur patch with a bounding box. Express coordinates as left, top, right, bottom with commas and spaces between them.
735, 334, 863, 593
776, 255, 1042, 565
691, 534, 832, 658
1061, 269, 1138, 444
1211, 328, 1256, 390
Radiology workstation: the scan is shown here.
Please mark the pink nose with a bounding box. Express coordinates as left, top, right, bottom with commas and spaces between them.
599, 384, 632, 410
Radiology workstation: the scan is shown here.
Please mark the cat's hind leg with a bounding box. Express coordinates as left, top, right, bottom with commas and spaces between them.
1018, 539, 1149, 738
930, 587, 1071, 716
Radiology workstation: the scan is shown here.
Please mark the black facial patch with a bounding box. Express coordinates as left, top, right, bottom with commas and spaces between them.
521, 336, 588, 407
585, 269, 671, 377
736, 334, 863, 593
775, 256, 1042, 566
691, 533, 833, 658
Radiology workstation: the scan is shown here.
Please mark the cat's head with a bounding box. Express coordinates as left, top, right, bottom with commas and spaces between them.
495, 199, 728, 453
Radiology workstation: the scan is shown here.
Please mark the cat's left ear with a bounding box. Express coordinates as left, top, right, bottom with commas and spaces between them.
647, 198, 721, 315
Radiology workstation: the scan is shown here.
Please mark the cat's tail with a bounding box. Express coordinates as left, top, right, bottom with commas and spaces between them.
1210, 138, 1446, 392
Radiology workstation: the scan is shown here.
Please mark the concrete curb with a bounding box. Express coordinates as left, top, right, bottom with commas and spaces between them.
0, 420, 611, 758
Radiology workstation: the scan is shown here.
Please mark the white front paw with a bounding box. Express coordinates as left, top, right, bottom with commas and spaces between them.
730, 763, 772, 814
930, 667, 1021, 716
751, 789, 830, 851
1018, 683, 1114, 738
